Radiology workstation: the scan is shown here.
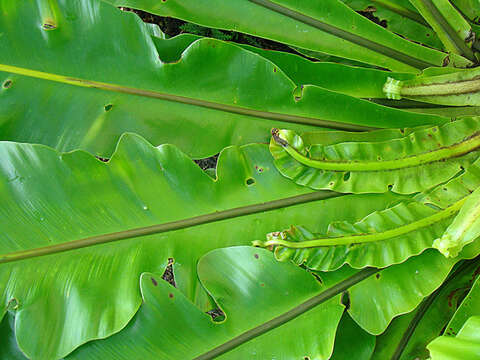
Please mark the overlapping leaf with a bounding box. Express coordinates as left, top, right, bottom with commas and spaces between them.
0, 133, 409, 359
384, 67, 480, 106
260, 200, 455, 270
270, 117, 480, 194
64, 247, 345, 360
153, 33, 416, 99
255, 154, 480, 272
371, 259, 480, 360
106, 0, 471, 71
341, 0, 444, 50
434, 186, 480, 257
409, 0, 476, 60
427, 316, 480, 359
445, 273, 480, 336
0, 0, 448, 159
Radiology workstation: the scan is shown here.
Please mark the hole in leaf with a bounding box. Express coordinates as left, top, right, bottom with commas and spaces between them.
343, 172, 351, 181
375, 273, 381, 279
42, 23, 56, 30
246, 177, 255, 186
161, 258, 176, 287
207, 308, 225, 322
95, 156, 109, 163
2, 79, 12, 89
194, 153, 219, 171
388, 184, 393, 191
104, 104, 113, 112
7, 298, 18, 311
311, 272, 323, 284
304, 357, 311, 360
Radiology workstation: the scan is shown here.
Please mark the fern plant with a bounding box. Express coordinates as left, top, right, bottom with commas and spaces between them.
1, 0, 480, 359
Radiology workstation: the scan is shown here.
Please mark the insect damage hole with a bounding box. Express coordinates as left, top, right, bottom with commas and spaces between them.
2, 80, 12, 89
42, 23, 56, 30
161, 257, 176, 287
246, 177, 256, 186
104, 104, 113, 112
207, 308, 226, 322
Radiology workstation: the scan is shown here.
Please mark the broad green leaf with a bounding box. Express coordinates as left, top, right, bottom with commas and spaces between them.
446, 272, 480, 336
409, 0, 476, 61
427, 316, 480, 359
384, 67, 480, 106
0, 312, 27, 360
269, 117, 480, 194
66, 247, 345, 360
153, 33, 416, 99
450, 0, 480, 22
434, 186, 480, 257
348, 249, 457, 334
330, 312, 375, 360
0, 133, 406, 359
257, 200, 458, 270
256, 161, 480, 334
0, 0, 448, 159
106, 0, 470, 72
255, 152, 480, 270
341, 0, 444, 50
371, 259, 479, 360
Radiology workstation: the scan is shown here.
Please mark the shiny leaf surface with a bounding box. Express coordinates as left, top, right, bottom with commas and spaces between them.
0, 0, 447, 159
269, 117, 479, 194
106, 0, 469, 71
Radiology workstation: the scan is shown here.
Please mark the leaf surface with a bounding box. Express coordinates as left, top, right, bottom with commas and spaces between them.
107, 0, 469, 71
0, 0, 445, 158
269, 117, 480, 194
0, 134, 404, 359
427, 316, 480, 359
371, 259, 480, 360
66, 247, 345, 360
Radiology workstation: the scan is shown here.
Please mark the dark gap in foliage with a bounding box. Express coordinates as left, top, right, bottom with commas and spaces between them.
357, 7, 387, 28
207, 308, 226, 322
341, 291, 350, 310
95, 156, 109, 162
2, 79, 12, 89
246, 177, 256, 186
119, 7, 314, 59
194, 153, 219, 171
161, 257, 177, 287
310, 271, 324, 285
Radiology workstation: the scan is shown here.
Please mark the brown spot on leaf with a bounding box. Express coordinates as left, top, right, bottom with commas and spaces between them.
254, 253, 259, 259
151, 277, 158, 286
169, 293, 174, 298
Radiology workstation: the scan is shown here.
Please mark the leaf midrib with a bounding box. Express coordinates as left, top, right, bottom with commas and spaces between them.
0, 64, 373, 132
255, 195, 467, 248
193, 267, 379, 360
247, 0, 438, 70
372, 0, 430, 27
0, 191, 342, 264
275, 130, 480, 171
416, 0, 475, 61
